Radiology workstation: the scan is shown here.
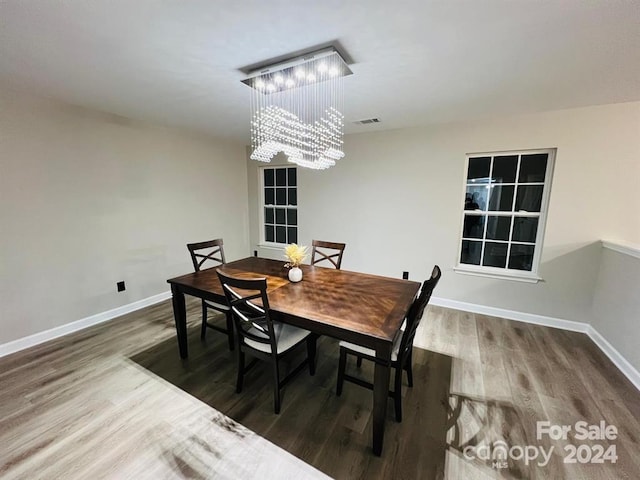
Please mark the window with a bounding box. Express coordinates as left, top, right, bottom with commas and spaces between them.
456, 149, 555, 282
261, 166, 298, 245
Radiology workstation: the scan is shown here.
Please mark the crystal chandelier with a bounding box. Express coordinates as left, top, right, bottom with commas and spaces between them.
242, 47, 352, 170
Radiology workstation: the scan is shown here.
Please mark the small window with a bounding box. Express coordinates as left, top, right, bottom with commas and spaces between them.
457, 149, 555, 282
261, 166, 298, 245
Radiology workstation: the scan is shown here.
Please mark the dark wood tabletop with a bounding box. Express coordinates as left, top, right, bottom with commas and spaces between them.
167, 256, 421, 455
168, 257, 420, 349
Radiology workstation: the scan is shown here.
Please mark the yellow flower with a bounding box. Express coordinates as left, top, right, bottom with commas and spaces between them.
284, 243, 308, 268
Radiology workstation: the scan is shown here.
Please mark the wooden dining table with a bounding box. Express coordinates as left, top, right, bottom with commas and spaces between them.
167, 257, 420, 455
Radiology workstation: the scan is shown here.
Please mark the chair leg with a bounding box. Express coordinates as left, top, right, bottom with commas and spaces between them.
272, 356, 281, 414
225, 311, 234, 351
406, 348, 414, 387
200, 302, 208, 340
356, 356, 363, 368
236, 350, 245, 393
394, 366, 403, 422
336, 348, 347, 396
307, 335, 317, 376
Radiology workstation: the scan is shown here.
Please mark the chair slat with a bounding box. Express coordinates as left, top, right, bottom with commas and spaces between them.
311, 239, 346, 269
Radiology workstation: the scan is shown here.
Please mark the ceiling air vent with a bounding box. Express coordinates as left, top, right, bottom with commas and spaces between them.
353, 118, 381, 125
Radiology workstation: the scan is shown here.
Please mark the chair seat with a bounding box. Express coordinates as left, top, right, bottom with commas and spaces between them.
339, 329, 403, 362
204, 299, 230, 311
245, 322, 311, 354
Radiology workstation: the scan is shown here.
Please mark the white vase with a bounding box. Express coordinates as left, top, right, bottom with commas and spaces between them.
288, 266, 303, 283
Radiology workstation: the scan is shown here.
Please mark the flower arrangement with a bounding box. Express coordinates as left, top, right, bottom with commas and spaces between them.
284, 243, 308, 268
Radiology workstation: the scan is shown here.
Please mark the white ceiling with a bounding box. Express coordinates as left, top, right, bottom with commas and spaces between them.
1, 1, 639, 143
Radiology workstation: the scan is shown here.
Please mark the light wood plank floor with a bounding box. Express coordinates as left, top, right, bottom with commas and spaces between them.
1, 299, 639, 479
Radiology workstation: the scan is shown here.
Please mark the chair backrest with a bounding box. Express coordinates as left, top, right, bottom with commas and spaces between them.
187, 238, 226, 272
216, 270, 277, 353
311, 240, 346, 269
397, 265, 442, 363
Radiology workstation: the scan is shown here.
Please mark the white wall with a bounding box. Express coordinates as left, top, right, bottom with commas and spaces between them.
0, 87, 249, 344
248, 102, 640, 324
5, 89, 635, 368
592, 245, 640, 373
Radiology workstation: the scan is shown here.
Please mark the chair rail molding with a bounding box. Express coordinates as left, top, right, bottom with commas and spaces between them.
601, 240, 640, 259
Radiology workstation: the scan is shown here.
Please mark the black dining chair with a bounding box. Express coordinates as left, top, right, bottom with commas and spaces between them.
311, 240, 346, 269
336, 265, 441, 422
187, 238, 234, 350
217, 270, 317, 414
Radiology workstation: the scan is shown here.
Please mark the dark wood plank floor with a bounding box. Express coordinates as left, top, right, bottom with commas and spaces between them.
1, 298, 639, 479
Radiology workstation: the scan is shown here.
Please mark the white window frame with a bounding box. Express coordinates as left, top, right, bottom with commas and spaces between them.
454, 148, 556, 283
258, 165, 298, 247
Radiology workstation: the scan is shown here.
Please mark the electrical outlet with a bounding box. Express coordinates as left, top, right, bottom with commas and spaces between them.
402, 271, 409, 280
117, 281, 125, 292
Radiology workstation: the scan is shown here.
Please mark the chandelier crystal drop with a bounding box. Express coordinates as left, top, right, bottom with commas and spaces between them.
242, 48, 351, 170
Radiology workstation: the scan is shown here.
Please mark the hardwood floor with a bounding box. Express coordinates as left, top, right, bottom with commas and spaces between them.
1, 299, 639, 479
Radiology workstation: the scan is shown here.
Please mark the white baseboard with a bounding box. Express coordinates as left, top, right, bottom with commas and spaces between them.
3, 291, 639, 393
427, 296, 640, 392
0, 291, 172, 358
586, 325, 640, 391
429, 296, 589, 333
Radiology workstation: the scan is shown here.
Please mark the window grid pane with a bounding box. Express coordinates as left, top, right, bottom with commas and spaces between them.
515, 185, 544, 212
264, 188, 274, 205
492, 155, 518, 183
287, 168, 297, 186
287, 227, 297, 244
275, 168, 287, 186
288, 188, 297, 205
264, 169, 275, 186
265, 207, 274, 224
463, 214, 485, 239
483, 242, 508, 268
467, 157, 491, 182
461, 240, 482, 265
519, 154, 548, 183
265, 225, 274, 243
486, 216, 512, 241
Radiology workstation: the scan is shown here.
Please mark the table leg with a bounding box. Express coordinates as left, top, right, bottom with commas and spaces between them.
171, 284, 188, 359
373, 344, 392, 456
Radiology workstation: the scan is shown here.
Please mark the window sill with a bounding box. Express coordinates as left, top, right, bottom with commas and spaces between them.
257, 243, 286, 251
454, 266, 542, 283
